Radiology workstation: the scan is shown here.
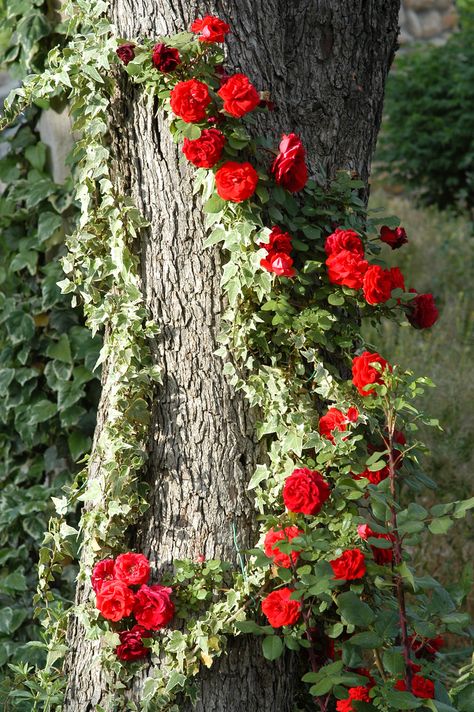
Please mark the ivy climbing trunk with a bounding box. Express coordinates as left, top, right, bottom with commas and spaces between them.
64, 1, 400, 710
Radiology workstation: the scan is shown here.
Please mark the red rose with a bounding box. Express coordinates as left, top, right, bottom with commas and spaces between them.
116, 44, 135, 65
271, 133, 308, 192
152, 43, 181, 72
260, 251, 295, 277
407, 291, 439, 329
362, 265, 393, 304
115, 625, 151, 661
134, 584, 174, 630
380, 225, 408, 249
319, 407, 348, 442
91, 558, 115, 593
408, 634, 444, 660
325, 229, 364, 258
191, 15, 230, 43
389, 266, 406, 293
114, 552, 150, 586
346, 407, 359, 422
357, 524, 394, 565
214, 161, 258, 202
395, 675, 435, 699
170, 79, 211, 123
336, 686, 371, 712
283, 467, 331, 515
353, 467, 390, 486
326, 250, 368, 290
352, 350, 389, 396
260, 226, 293, 254
182, 128, 225, 168
218, 74, 260, 118
264, 526, 303, 568
261, 587, 302, 627
95, 580, 136, 622
330, 548, 366, 580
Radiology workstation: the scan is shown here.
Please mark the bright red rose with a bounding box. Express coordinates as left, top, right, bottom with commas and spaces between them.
362, 265, 393, 305
182, 128, 225, 168
346, 407, 359, 423
116, 44, 135, 65
408, 634, 444, 660
115, 625, 151, 661
389, 266, 406, 293
326, 249, 368, 290
215, 161, 258, 202
407, 291, 439, 329
260, 251, 295, 277
259, 226, 293, 254
264, 526, 303, 568
352, 350, 389, 396
325, 229, 364, 258
134, 584, 174, 630
170, 79, 211, 123
357, 524, 394, 565
336, 686, 371, 712
91, 558, 115, 593
283, 468, 331, 515
395, 675, 435, 699
330, 548, 366, 580
261, 587, 302, 627
218, 74, 260, 118
191, 15, 230, 43
353, 466, 390, 486
151, 43, 181, 72
380, 225, 408, 249
319, 408, 347, 443
95, 580, 136, 622
114, 552, 150, 586
271, 133, 308, 192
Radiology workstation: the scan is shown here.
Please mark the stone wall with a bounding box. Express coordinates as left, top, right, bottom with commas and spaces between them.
400, 0, 458, 45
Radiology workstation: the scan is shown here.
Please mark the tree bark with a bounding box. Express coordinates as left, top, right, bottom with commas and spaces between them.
64, 1, 401, 710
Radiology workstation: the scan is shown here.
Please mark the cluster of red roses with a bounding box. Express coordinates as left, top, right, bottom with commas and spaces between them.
92, 552, 174, 661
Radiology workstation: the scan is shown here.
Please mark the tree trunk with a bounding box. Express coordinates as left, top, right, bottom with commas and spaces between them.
63, 1, 401, 710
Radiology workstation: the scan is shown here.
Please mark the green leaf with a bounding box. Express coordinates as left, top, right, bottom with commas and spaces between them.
37, 211, 63, 243
337, 591, 375, 627
384, 688, 422, 709
203, 194, 226, 213
348, 631, 382, 648
428, 517, 453, 534
262, 635, 283, 661
46, 334, 73, 363
25, 142, 46, 171
28, 400, 57, 425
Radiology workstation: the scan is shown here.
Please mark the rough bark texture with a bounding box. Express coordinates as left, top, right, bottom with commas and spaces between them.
64, 1, 401, 710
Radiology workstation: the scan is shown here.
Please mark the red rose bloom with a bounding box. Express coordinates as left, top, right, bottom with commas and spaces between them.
325, 229, 364, 258
407, 292, 439, 329
408, 634, 444, 660
260, 226, 293, 254
380, 225, 408, 249
170, 79, 211, 123
116, 44, 135, 65
330, 548, 366, 580
283, 468, 331, 515
346, 407, 359, 422
336, 686, 371, 712
152, 43, 181, 72
357, 524, 394, 565
91, 558, 115, 593
326, 249, 368, 290
389, 266, 406, 293
264, 526, 303, 568
362, 265, 394, 304
353, 466, 390, 486
395, 675, 435, 699
215, 161, 258, 202
261, 587, 302, 627
260, 251, 295, 277
182, 128, 225, 168
114, 552, 150, 586
134, 584, 174, 631
191, 15, 230, 43
271, 133, 308, 192
319, 408, 347, 443
218, 74, 260, 118
352, 350, 389, 396
95, 580, 136, 622
116, 625, 151, 661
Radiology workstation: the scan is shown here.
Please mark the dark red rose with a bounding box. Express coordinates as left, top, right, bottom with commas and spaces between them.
336, 686, 371, 712
218, 73, 260, 118
170, 79, 211, 123
116, 44, 136, 65
115, 625, 151, 661
325, 229, 364, 258
264, 526, 303, 568
326, 249, 368, 290
259, 226, 293, 254
215, 161, 258, 202
389, 266, 406, 293
271, 133, 308, 192
91, 558, 115, 593
182, 128, 225, 168
330, 548, 366, 580
151, 43, 181, 72
319, 408, 347, 443
114, 552, 150, 586
395, 675, 435, 699
380, 225, 408, 249
95, 580, 136, 622
260, 251, 295, 277
283, 467, 330, 515
353, 466, 390, 486
352, 350, 390, 396
407, 291, 439, 329
408, 634, 444, 660
133, 584, 174, 630
191, 15, 230, 43
261, 587, 302, 627
357, 524, 394, 565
